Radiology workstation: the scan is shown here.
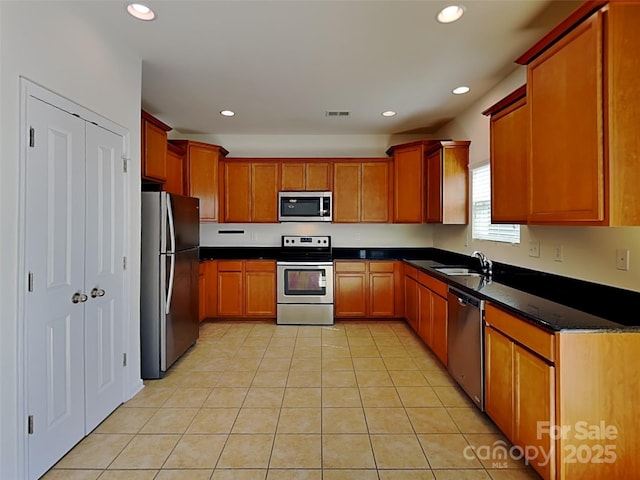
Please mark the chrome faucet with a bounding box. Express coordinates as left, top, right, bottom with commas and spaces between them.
472, 251, 492, 277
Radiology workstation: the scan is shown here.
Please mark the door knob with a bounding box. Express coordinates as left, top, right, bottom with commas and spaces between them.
91, 288, 106, 298
72, 292, 88, 304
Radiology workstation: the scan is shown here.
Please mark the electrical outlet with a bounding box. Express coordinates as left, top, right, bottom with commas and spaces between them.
616, 248, 630, 271
528, 240, 540, 258
553, 244, 563, 262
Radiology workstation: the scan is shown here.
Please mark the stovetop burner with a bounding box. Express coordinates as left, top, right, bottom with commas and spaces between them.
279, 235, 332, 262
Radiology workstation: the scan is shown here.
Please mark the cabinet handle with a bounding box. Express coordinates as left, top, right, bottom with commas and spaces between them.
72, 292, 88, 304
91, 288, 106, 298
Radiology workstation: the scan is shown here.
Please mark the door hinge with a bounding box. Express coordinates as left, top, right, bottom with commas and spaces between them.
123, 353, 127, 367
122, 156, 129, 173
27, 272, 34, 292
29, 127, 35, 147
28, 415, 34, 435
123, 256, 127, 270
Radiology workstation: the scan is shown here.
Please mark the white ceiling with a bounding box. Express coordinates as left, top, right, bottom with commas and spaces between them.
74, 0, 580, 136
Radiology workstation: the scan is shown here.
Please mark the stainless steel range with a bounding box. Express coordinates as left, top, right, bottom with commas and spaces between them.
277, 235, 334, 325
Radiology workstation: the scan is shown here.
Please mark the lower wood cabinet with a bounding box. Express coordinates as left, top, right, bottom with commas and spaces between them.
403, 264, 448, 365
199, 260, 218, 322
216, 260, 276, 318
334, 260, 402, 318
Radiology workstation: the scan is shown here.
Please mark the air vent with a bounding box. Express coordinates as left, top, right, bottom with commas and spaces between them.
325, 110, 350, 117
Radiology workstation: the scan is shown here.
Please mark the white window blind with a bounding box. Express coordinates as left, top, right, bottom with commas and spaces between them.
471, 163, 520, 243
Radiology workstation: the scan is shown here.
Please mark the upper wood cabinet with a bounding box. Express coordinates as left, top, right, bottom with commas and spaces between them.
221, 160, 279, 223
141, 111, 171, 183
280, 160, 332, 191
164, 142, 184, 195
169, 140, 228, 222
482, 86, 528, 224
516, 2, 640, 225
333, 160, 391, 223
387, 143, 425, 223
424, 141, 470, 224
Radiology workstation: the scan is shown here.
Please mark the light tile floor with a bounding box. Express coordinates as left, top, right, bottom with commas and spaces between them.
43, 320, 541, 480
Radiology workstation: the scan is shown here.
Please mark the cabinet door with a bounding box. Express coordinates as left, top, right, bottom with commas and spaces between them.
245, 262, 276, 317
252, 163, 279, 222
403, 276, 419, 331
441, 145, 469, 224
204, 260, 218, 318
223, 162, 252, 222
217, 269, 244, 316
491, 98, 528, 223
369, 272, 394, 317
528, 12, 603, 223
142, 119, 167, 181
393, 146, 423, 223
362, 162, 391, 223
281, 162, 305, 191
306, 162, 331, 191
485, 326, 514, 439
188, 144, 219, 222
164, 146, 184, 195
431, 293, 448, 366
417, 285, 433, 346
335, 273, 367, 317
425, 150, 443, 223
333, 162, 362, 223
514, 344, 555, 480
198, 263, 206, 322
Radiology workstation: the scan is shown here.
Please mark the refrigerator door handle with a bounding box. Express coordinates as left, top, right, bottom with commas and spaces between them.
166, 253, 175, 315
167, 195, 176, 253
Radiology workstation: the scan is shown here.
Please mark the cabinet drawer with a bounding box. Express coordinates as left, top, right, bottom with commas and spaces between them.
335, 261, 367, 273
369, 261, 395, 273
217, 260, 243, 272
417, 271, 448, 298
245, 260, 275, 272
485, 303, 555, 362
403, 264, 418, 280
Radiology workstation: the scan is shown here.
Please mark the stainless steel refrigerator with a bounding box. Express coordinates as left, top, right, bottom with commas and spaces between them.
140, 192, 200, 379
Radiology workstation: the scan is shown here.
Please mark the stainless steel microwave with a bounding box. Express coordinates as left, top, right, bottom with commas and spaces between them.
278, 191, 332, 222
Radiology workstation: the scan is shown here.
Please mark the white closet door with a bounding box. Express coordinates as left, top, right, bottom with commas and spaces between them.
25, 96, 86, 479
84, 123, 125, 432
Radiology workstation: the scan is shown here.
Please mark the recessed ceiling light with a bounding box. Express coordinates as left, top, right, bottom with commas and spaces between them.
382, 111, 397, 117
436, 5, 465, 24
127, 3, 156, 21
220, 110, 235, 117
452, 86, 470, 95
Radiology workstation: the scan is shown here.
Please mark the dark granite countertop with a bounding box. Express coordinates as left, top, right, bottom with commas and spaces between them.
200, 246, 640, 332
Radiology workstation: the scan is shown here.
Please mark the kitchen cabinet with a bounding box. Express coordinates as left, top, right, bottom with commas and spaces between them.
164, 142, 184, 195
199, 260, 217, 322
424, 141, 470, 224
141, 110, 171, 183
484, 304, 555, 480
221, 160, 279, 223
334, 260, 402, 318
170, 140, 228, 222
216, 260, 276, 318
388, 143, 425, 223
517, 2, 640, 225
415, 271, 448, 366
333, 160, 391, 223
482, 86, 528, 223
403, 265, 419, 330
280, 160, 332, 191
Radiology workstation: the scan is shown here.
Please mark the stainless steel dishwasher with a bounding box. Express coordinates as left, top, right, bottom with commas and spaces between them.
447, 286, 485, 410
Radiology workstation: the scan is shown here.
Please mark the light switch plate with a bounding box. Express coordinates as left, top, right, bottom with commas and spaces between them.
528, 240, 540, 258
616, 248, 630, 271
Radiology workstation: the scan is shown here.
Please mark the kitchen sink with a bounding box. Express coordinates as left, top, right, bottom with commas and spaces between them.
433, 266, 483, 277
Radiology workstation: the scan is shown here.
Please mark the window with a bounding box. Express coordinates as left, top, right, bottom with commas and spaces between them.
471, 163, 520, 243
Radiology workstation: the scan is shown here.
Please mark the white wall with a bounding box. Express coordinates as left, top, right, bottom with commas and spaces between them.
0, 3, 142, 478
434, 68, 640, 292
